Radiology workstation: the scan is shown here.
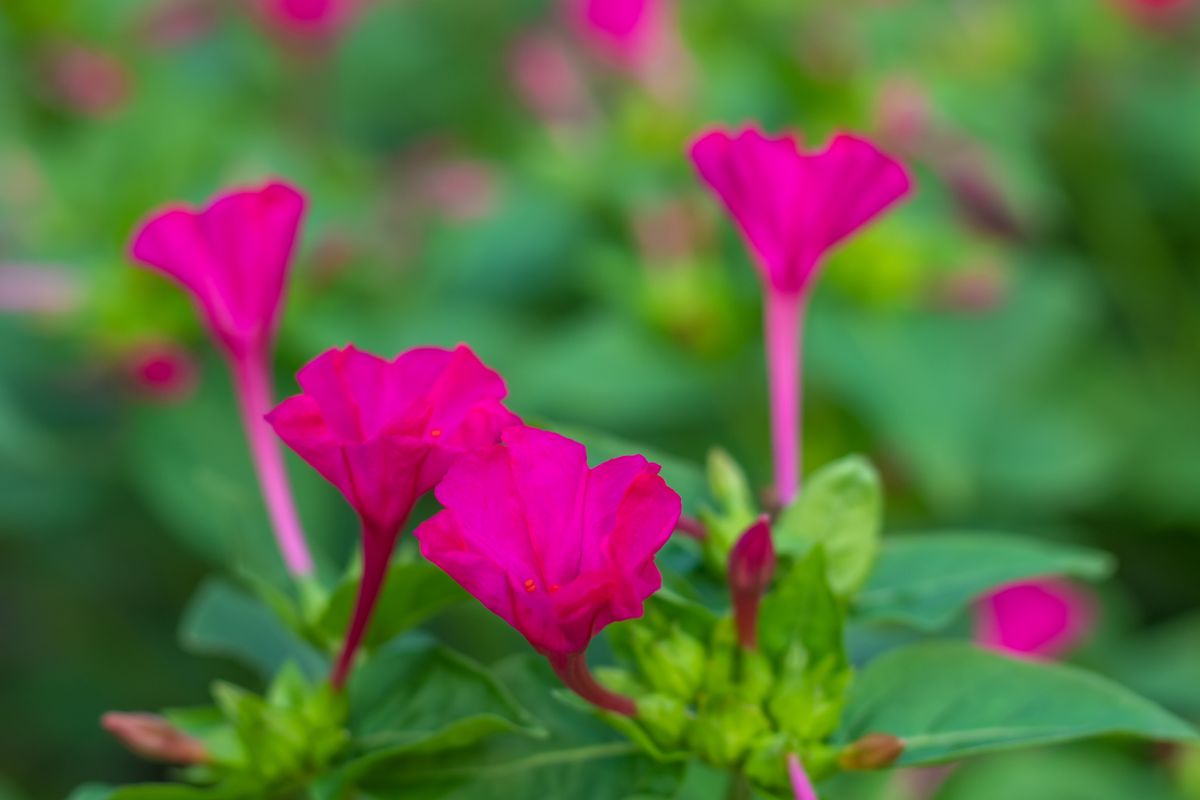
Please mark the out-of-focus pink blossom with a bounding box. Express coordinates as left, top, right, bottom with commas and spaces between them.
41, 45, 130, 118
0, 264, 80, 316
567, 0, 660, 66
690, 126, 911, 504
256, 0, 361, 43
138, 0, 217, 48
126, 341, 199, 402
976, 579, 1095, 660
415, 425, 681, 714
932, 262, 1009, 314
269, 344, 519, 688
508, 30, 593, 126
421, 158, 500, 223
130, 181, 313, 577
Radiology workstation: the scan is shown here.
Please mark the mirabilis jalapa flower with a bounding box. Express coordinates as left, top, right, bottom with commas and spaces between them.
691, 127, 912, 504
415, 425, 682, 715
130, 180, 315, 577
976, 578, 1095, 660
267, 344, 520, 688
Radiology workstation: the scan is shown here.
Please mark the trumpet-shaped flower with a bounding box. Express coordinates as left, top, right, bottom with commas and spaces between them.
415, 425, 681, 715
130, 181, 313, 576
268, 344, 519, 687
690, 127, 911, 503
976, 579, 1094, 660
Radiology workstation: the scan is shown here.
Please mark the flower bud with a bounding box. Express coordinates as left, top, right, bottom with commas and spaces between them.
101, 712, 207, 764
838, 732, 904, 770
729, 516, 776, 649
636, 694, 690, 748
631, 624, 707, 701
688, 694, 771, 767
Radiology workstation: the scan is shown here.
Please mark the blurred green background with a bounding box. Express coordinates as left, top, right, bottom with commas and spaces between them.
2, 0, 1200, 797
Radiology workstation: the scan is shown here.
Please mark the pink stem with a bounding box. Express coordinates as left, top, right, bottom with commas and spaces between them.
764, 290, 804, 506
548, 651, 636, 716
331, 524, 395, 690
230, 346, 314, 577
788, 753, 819, 800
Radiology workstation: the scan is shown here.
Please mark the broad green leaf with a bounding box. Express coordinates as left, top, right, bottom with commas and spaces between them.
315, 560, 464, 649
774, 456, 882, 596
839, 641, 1197, 765
935, 744, 1182, 800
339, 636, 544, 782
179, 579, 328, 682
339, 655, 682, 798
1101, 612, 1200, 720
854, 533, 1112, 631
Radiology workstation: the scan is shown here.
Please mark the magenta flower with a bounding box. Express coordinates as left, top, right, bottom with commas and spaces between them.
130, 181, 314, 577
567, 0, 659, 65
257, 0, 358, 42
415, 425, 682, 715
975, 579, 1094, 660
728, 515, 775, 650
690, 127, 911, 503
126, 341, 199, 402
267, 344, 519, 688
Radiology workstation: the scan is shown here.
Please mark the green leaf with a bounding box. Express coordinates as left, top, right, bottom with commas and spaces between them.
774, 455, 882, 596
935, 744, 1182, 800
854, 533, 1113, 631
179, 579, 328, 682
338, 655, 682, 798
337, 636, 544, 785
315, 560, 464, 649
838, 641, 1197, 765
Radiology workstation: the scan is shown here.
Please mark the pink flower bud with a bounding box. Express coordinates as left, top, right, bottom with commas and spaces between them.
256, 0, 360, 43
728, 516, 775, 650
102, 712, 207, 765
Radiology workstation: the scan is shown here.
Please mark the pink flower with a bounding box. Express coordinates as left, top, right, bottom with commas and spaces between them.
268, 344, 519, 688
0, 263, 80, 316
567, 0, 659, 66
257, 0, 358, 42
975, 579, 1095, 660
690, 126, 911, 504
130, 181, 313, 577
41, 44, 130, 118
728, 515, 775, 650
415, 425, 681, 715
126, 341, 199, 402
131, 181, 304, 359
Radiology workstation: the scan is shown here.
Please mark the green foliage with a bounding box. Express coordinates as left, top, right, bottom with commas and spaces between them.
854, 533, 1114, 630
773, 455, 883, 596
839, 641, 1197, 766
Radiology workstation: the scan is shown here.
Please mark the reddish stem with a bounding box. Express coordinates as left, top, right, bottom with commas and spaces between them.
733, 592, 762, 650
548, 651, 636, 716
330, 523, 395, 690
675, 515, 707, 540
230, 345, 314, 577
